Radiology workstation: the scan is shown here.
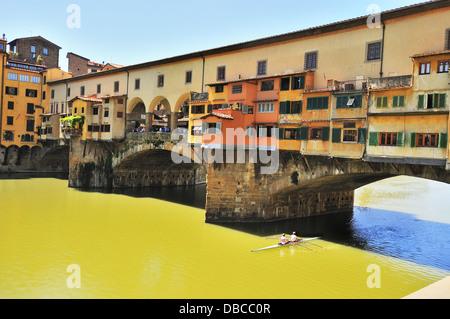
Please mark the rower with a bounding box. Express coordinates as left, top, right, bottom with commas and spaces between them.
280, 233, 289, 245
290, 232, 299, 243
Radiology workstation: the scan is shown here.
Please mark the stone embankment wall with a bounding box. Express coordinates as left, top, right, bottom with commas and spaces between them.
0, 144, 69, 173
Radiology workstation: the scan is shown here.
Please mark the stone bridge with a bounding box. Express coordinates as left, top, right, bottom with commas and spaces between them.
204, 152, 450, 223
67, 134, 450, 223
68, 132, 206, 189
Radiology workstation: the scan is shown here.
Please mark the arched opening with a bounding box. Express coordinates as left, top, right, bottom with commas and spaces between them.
174, 93, 191, 132
149, 97, 171, 133
127, 97, 146, 132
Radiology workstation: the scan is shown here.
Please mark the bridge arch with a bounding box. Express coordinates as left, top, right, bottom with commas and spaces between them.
149, 96, 172, 132
174, 92, 191, 130
127, 97, 147, 132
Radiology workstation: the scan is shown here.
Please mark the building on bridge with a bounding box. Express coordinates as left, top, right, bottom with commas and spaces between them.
41, 0, 450, 174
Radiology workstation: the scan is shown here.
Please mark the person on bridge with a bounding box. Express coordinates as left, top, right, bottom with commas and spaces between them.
290, 232, 299, 243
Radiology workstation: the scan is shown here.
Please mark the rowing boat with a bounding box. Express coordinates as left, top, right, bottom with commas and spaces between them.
251, 237, 321, 252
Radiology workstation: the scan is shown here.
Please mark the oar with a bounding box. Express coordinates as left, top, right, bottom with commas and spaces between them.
302, 241, 324, 249
296, 243, 315, 252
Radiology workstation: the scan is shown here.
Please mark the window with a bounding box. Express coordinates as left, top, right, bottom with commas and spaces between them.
336, 95, 363, 108
258, 125, 276, 138
67, 88, 71, 97
257, 60, 267, 76
6, 116, 14, 125
8, 101, 14, 110
418, 93, 446, 109
97, 84, 102, 94
51, 89, 55, 99
3, 131, 14, 141
283, 129, 298, 140
305, 51, 318, 69
104, 98, 110, 104
27, 103, 34, 114
8, 73, 18, 81
217, 66, 226, 81
80, 86, 85, 96
191, 105, 205, 114
26, 89, 38, 97
114, 81, 120, 92
185, 71, 192, 84
93, 108, 99, 115
380, 132, 398, 146
31, 45, 36, 53
376, 96, 388, 108
279, 101, 302, 114
260, 80, 274, 91
101, 125, 111, 133
310, 128, 323, 140
306, 96, 329, 110
0, 43, 4, 51
42, 91, 46, 100
232, 85, 242, 94
157, 75, 164, 88
367, 42, 381, 61
392, 95, 405, 108
419, 62, 431, 75
291, 76, 305, 90
104, 110, 109, 117
245, 126, 256, 138
417, 133, 439, 148
43, 48, 48, 55
257, 102, 274, 113
438, 61, 449, 73
6, 87, 18, 95
215, 85, 224, 93
26, 119, 35, 132
280, 78, 290, 91
20, 74, 29, 82
117, 112, 124, 118
446, 29, 450, 50
31, 76, 40, 84
135, 78, 140, 90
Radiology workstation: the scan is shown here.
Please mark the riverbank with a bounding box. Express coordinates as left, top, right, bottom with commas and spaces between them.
403, 276, 450, 299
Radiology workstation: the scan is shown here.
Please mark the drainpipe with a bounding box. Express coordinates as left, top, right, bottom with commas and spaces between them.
0, 54, 5, 140
379, 20, 386, 78
201, 53, 205, 93
124, 70, 129, 139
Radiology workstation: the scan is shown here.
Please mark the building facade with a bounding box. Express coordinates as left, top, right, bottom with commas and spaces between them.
8, 36, 61, 69
43, 1, 449, 169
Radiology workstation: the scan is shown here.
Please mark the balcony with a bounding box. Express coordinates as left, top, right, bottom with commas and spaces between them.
62, 128, 83, 136
368, 75, 412, 90
333, 79, 368, 93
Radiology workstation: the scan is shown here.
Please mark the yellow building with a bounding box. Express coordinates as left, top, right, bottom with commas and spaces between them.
1, 57, 46, 148
366, 50, 449, 166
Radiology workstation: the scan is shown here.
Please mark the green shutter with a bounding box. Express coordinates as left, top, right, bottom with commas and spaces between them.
439, 133, 448, 148
278, 128, 284, 140
410, 133, 416, 147
300, 76, 305, 90
369, 132, 379, 146
355, 95, 363, 108
438, 94, 446, 109
300, 127, 309, 140
397, 132, 405, 147
202, 123, 207, 134
357, 128, 367, 144
399, 95, 405, 107
383, 97, 388, 108
296, 128, 302, 140
336, 96, 345, 109
376, 97, 382, 108
392, 96, 398, 107
418, 95, 425, 109
322, 127, 330, 141
279, 102, 287, 114
332, 128, 341, 143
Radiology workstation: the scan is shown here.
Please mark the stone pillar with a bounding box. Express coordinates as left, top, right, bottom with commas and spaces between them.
146, 112, 153, 132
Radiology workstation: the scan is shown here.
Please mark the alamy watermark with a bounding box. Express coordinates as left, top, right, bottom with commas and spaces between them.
367, 264, 381, 289
171, 127, 280, 175
67, 264, 81, 289
367, 4, 382, 29
67, 4, 81, 29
